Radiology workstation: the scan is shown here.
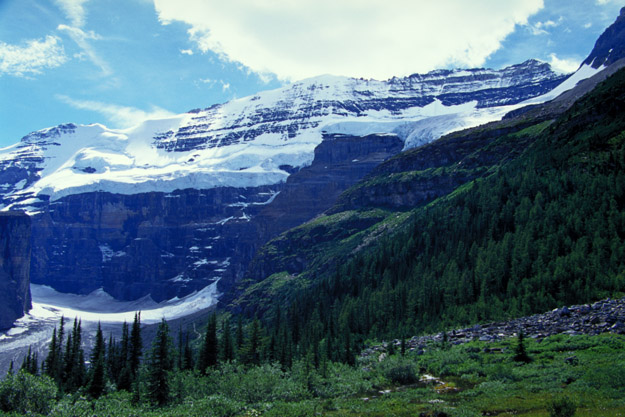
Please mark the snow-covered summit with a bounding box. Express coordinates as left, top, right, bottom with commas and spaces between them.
0, 60, 573, 210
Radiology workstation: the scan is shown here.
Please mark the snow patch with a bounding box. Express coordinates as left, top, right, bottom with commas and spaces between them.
522, 64, 604, 104
27, 282, 220, 324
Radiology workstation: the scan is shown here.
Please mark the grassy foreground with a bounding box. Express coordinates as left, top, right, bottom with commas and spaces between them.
4, 332, 623, 416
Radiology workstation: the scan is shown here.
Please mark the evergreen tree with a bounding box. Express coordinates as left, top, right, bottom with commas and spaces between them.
87, 322, 106, 399
43, 326, 56, 377
31, 352, 39, 376
236, 315, 244, 354
129, 312, 142, 377
198, 313, 218, 373
43, 317, 65, 383
106, 334, 118, 383
147, 319, 172, 406
116, 320, 135, 390
62, 318, 85, 392
177, 327, 184, 370
20, 346, 38, 375
183, 333, 194, 371
242, 318, 262, 366
513, 330, 531, 363
221, 318, 234, 362
175, 327, 194, 371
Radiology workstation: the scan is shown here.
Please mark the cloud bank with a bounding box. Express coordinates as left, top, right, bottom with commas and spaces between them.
153, 0, 544, 81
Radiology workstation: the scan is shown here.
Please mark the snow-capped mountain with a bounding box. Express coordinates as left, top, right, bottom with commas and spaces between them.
0, 59, 566, 211
0, 48, 609, 306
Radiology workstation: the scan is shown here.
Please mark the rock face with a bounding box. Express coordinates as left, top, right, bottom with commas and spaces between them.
0, 212, 31, 330
28, 134, 403, 301
583, 7, 625, 68
30, 187, 273, 301
254, 133, 404, 240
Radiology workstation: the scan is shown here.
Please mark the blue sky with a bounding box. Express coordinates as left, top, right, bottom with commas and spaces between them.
0, 0, 622, 147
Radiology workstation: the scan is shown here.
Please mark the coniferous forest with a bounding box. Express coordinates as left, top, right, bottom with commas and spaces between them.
2, 55, 625, 417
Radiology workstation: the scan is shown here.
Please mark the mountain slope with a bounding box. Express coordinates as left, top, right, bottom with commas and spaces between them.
0, 61, 575, 303
236, 65, 625, 349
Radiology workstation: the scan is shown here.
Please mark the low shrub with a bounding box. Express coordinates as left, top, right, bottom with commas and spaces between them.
547, 395, 576, 417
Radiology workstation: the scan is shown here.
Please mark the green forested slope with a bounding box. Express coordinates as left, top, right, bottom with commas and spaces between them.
242, 68, 625, 362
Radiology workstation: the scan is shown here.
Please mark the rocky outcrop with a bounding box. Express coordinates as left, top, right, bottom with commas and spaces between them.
364, 297, 625, 357
0, 212, 31, 330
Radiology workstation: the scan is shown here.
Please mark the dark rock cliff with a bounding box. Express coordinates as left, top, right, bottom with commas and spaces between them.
28, 134, 402, 302
583, 7, 625, 68
0, 212, 31, 330
253, 133, 403, 240
30, 186, 275, 302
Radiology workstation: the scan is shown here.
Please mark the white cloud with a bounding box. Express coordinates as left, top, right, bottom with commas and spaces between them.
527, 17, 563, 35
0, 35, 68, 77
58, 24, 111, 76
548, 53, 580, 74
152, 0, 544, 81
180, 49, 194, 55
197, 77, 231, 92
54, 0, 89, 27
56, 95, 175, 128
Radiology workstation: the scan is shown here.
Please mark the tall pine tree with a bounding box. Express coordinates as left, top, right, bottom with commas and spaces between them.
87, 322, 106, 399
147, 319, 172, 406
129, 312, 142, 377
43, 317, 65, 384
220, 318, 234, 363
198, 313, 218, 373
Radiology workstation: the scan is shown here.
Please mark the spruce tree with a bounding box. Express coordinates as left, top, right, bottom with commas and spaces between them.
177, 327, 184, 370
242, 318, 262, 366
87, 322, 106, 399
43, 327, 57, 377
236, 315, 244, 354
183, 338, 194, 371
20, 346, 37, 375
57, 318, 86, 392
30, 352, 39, 376
129, 312, 143, 377
221, 318, 234, 362
44, 317, 65, 383
117, 320, 134, 390
198, 313, 218, 373
106, 334, 118, 383
513, 330, 532, 363
147, 319, 172, 406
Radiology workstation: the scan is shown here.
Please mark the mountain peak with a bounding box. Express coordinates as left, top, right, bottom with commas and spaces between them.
582, 6, 625, 68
